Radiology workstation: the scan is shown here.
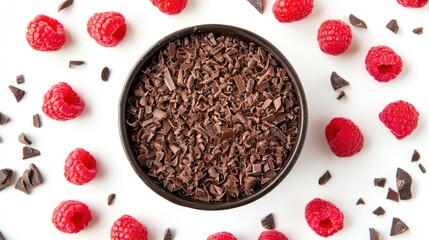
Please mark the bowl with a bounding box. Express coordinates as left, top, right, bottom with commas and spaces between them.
119, 24, 308, 210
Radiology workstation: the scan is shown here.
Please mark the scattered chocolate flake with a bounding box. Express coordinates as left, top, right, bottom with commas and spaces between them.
164, 228, 173, 240
22, 146, 41, 159
349, 14, 367, 28
418, 163, 426, 173
33, 114, 42, 128
411, 149, 420, 162
18, 133, 32, 145
68, 60, 85, 67
390, 217, 409, 236
412, 27, 423, 35
356, 198, 365, 205
58, 0, 73, 12
107, 193, 116, 205
369, 228, 380, 240
396, 168, 412, 200
0, 168, 13, 191
0, 112, 9, 125
330, 71, 349, 91
8, 85, 25, 102
336, 91, 346, 100
246, 0, 264, 13
374, 178, 386, 188
318, 170, 331, 185
261, 213, 275, 230
14, 177, 29, 194
101, 66, 110, 81
16, 74, 25, 84
386, 19, 399, 34
386, 187, 399, 202
372, 206, 385, 216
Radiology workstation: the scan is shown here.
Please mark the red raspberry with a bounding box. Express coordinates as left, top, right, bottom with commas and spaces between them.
305, 198, 344, 237
325, 117, 364, 157
52, 200, 92, 234
151, 0, 188, 15
258, 230, 288, 240
26, 14, 66, 51
64, 148, 98, 185
42, 82, 85, 121
397, 0, 428, 7
87, 11, 127, 47
272, 0, 314, 23
317, 19, 352, 55
111, 215, 148, 240
207, 231, 237, 240
365, 45, 403, 82
379, 100, 419, 139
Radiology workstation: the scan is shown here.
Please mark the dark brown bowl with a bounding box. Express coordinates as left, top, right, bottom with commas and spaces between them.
119, 24, 308, 210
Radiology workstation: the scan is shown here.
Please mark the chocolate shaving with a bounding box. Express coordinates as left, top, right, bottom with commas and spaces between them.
412, 27, 423, 35
349, 14, 367, 29
107, 193, 116, 205
356, 198, 365, 205
246, 0, 264, 13
233, 74, 246, 93
261, 213, 275, 230
372, 206, 385, 216
22, 146, 41, 159
330, 71, 349, 91
396, 168, 412, 200
33, 114, 41, 128
411, 149, 420, 162
336, 91, 346, 100
418, 163, 426, 173
164, 228, 173, 240
14, 177, 28, 194
369, 228, 380, 240
374, 178, 386, 188
318, 170, 331, 185
8, 85, 25, 102
101, 67, 110, 81
386, 19, 399, 34
69, 60, 84, 67
0, 112, 9, 125
390, 217, 409, 236
0, 168, 13, 191
16, 74, 25, 84
18, 133, 32, 145
386, 187, 399, 202
164, 68, 176, 91
58, 0, 73, 12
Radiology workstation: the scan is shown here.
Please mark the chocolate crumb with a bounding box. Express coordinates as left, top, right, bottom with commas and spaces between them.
330, 71, 349, 91
107, 193, 116, 205
356, 198, 365, 205
69, 60, 85, 67
8, 85, 25, 102
374, 177, 386, 188
261, 213, 275, 230
390, 217, 409, 236
18, 133, 32, 145
33, 114, 42, 128
386, 19, 399, 34
164, 228, 173, 240
411, 149, 420, 162
349, 14, 367, 28
369, 228, 380, 240
412, 27, 423, 35
14, 177, 29, 194
396, 168, 412, 200
418, 163, 426, 173
22, 146, 41, 159
0, 168, 13, 191
101, 67, 110, 81
372, 206, 385, 216
318, 170, 331, 185
16, 74, 25, 84
0, 112, 9, 125
58, 0, 73, 12
336, 91, 346, 100
246, 0, 264, 13
386, 187, 399, 202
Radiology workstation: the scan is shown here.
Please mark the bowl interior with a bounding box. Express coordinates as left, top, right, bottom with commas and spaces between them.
119, 24, 308, 210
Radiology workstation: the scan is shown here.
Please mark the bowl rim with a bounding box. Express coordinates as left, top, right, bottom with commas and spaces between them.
119, 24, 308, 210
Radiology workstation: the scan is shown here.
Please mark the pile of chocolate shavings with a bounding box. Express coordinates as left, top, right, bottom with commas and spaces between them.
125, 32, 301, 202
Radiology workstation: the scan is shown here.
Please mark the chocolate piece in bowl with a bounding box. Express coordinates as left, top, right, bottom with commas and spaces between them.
119, 25, 307, 210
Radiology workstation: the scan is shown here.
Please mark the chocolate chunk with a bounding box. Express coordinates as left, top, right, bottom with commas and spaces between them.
412, 27, 423, 35
386, 187, 399, 202
28, 163, 43, 187
101, 67, 110, 81
246, 0, 264, 13
261, 213, 275, 230
349, 14, 367, 28
164, 228, 173, 240
390, 217, 409, 236
386, 19, 399, 34
14, 177, 29, 194
330, 71, 349, 91
0, 168, 13, 191
374, 178, 386, 188
356, 198, 365, 205
0, 112, 9, 125
418, 163, 426, 173
22, 146, 41, 159
336, 91, 346, 100
8, 85, 25, 102
372, 206, 385, 216
107, 193, 116, 205
58, 0, 73, 12
411, 149, 420, 162
318, 170, 331, 185
18, 133, 32, 145
16, 74, 25, 84
68, 60, 84, 67
369, 228, 380, 240
396, 168, 412, 200
33, 114, 41, 128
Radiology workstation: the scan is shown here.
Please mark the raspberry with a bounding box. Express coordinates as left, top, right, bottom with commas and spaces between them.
317, 19, 352, 55
258, 230, 288, 240
305, 198, 344, 237
207, 231, 237, 240
42, 82, 85, 121
64, 148, 98, 185
52, 200, 92, 234
151, 0, 188, 15
379, 100, 419, 139
111, 215, 148, 240
26, 14, 66, 51
272, 0, 314, 23
365, 45, 403, 82
87, 11, 127, 47
397, 0, 428, 7
325, 117, 364, 157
